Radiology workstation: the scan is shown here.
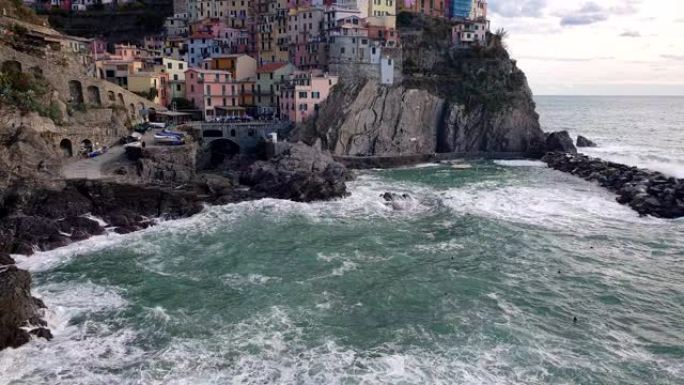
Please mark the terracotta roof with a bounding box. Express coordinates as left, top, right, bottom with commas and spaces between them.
257, 62, 289, 73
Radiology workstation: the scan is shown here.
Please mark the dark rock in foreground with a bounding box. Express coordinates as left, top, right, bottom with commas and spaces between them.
543, 152, 684, 218
576, 135, 597, 148
545, 131, 577, 154
0, 265, 49, 351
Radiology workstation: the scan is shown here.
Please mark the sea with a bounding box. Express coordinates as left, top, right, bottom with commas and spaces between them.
1, 96, 683, 385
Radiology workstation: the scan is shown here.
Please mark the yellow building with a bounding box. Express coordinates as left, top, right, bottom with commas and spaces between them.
202, 54, 257, 81
369, 0, 396, 17
128, 71, 170, 106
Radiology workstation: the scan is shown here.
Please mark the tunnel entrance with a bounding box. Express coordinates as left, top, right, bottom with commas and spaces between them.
59, 138, 73, 157
209, 139, 241, 166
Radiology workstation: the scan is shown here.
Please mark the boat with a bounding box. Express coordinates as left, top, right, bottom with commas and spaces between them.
154, 133, 185, 145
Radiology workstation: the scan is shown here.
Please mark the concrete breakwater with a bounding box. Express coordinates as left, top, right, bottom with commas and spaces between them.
543, 152, 684, 219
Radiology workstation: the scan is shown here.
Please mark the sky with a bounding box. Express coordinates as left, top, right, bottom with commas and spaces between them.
488, 0, 684, 95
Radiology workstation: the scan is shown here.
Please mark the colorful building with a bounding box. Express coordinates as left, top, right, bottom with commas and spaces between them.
368, 0, 395, 16
185, 68, 240, 119
255, 62, 296, 115
449, 0, 473, 19
161, 58, 189, 101
201, 54, 257, 81
128, 71, 170, 106
279, 70, 338, 123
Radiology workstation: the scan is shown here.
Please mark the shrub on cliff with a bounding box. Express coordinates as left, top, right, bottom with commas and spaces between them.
0, 66, 52, 116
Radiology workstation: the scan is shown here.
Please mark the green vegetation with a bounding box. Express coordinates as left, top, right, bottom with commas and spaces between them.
134, 87, 158, 102
170, 97, 195, 110
0, 62, 55, 118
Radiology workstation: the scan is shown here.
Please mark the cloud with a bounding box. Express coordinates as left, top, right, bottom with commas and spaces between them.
559, 2, 609, 26
558, 0, 642, 27
661, 54, 684, 61
620, 30, 641, 37
519, 55, 614, 62
675, 18, 684, 23
488, 0, 547, 18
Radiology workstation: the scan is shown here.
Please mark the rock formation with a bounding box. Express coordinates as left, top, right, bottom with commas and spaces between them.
0, 265, 50, 351
543, 152, 684, 218
240, 142, 349, 202
577, 135, 597, 147
545, 131, 578, 154
298, 13, 546, 157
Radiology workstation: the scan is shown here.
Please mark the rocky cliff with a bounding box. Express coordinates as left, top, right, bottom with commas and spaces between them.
298, 13, 546, 157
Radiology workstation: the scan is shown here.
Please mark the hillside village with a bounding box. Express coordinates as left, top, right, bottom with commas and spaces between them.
14, 0, 490, 124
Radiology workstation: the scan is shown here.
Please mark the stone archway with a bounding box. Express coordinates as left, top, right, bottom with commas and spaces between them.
209, 138, 241, 166
68, 80, 84, 104
129, 103, 136, 117
117, 93, 125, 106
59, 138, 73, 157
1, 60, 22, 74
108, 91, 116, 102
86, 85, 101, 106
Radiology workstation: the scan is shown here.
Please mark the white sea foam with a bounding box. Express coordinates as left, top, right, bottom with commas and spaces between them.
442, 180, 667, 234
494, 160, 547, 168
222, 273, 281, 290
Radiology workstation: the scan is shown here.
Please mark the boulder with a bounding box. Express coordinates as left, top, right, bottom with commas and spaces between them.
0, 253, 15, 266
0, 266, 50, 351
577, 135, 597, 147
240, 142, 349, 202
545, 131, 578, 154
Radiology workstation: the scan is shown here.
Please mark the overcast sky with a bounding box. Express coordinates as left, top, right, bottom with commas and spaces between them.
489, 0, 684, 95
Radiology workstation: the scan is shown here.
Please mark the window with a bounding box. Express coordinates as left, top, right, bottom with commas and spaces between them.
167, 63, 172, 69
179, 63, 184, 70
312, 91, 320, 99
176, 84, 181, 91
299, 91, 307, 98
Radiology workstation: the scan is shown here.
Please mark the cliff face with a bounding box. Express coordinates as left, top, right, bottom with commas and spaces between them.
299, 13, 546, 157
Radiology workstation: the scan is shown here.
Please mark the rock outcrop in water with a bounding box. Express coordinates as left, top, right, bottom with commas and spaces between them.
240, 142, 349, 202
576, 135, 597, 148
545, 131, 578, 154
543, 152, 684, 218
0, 265, 50, 351
296, 13, 546, 157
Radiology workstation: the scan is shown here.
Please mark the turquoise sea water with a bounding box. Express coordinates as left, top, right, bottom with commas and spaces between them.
1, 97, 683, 385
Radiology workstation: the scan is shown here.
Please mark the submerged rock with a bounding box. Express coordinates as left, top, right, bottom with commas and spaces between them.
576, 135, 597, 148
543, 152, 684, 218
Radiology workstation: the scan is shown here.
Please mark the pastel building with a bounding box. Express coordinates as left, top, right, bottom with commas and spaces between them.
288, 6, 327, 69
279, 71, 339, 123
128, 71, 170, 106
201, 54, 257, 81
161, 58, 188, 101
255, 62, 296, 114
451, 18, 488, 47
399, 0, 446, 18
368, 0, 395, 16
185, 68, 241, 119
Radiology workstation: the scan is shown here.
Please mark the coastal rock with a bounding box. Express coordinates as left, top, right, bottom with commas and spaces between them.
543, 152, 684, 218
382, 192, 411, 202
545, 131, 578, 154
0, 265, 50, 351
0, 253, 15, 265
577, 135, 597, 148
240, 142, 349, 202
297, 13, 546, 158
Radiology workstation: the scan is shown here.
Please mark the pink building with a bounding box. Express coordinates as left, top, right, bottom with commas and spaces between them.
90, 38, 107, 60
288, 7, 327, 69
185, 68, 247, 120
279, 70, 339, 123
